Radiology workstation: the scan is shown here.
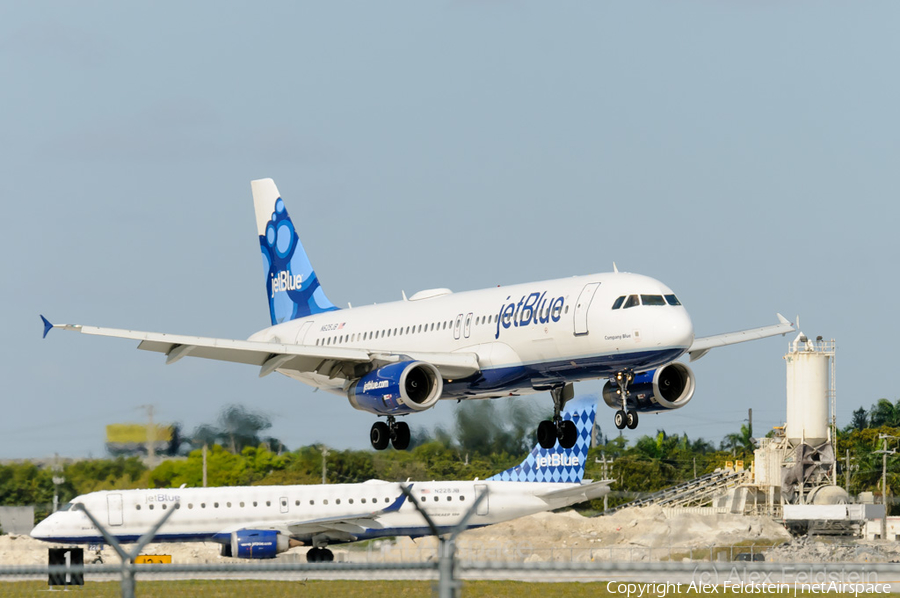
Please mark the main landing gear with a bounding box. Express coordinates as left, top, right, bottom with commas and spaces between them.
612, 370, 639, 431
537, 383, 578, 450
370, 416, 411, 451
306, 547, 334, 562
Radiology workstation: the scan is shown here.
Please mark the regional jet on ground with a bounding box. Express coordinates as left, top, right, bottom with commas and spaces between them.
32, 399, 606, 562
41, 178, 793, 450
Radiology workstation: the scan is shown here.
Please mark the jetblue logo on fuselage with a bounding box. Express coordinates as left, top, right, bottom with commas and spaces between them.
270, 270, 303, 298
536, 454, 579, 468
494, 292, 565, 339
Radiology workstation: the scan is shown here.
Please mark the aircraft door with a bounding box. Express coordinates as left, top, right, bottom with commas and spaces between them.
474, 484, 489, 516
573, 282, 601, 336
295, 320, 315, 344
279, 496, 289, 514
454, 314, 463, 340
464, 313, 473, 338
107, 494, 123, 526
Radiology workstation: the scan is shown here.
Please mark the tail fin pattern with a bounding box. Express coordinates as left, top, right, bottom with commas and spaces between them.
251, 179, 338, 325
487, 397, 596, 484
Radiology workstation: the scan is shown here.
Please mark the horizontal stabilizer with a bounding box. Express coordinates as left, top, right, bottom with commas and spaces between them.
536, 480, 611, 503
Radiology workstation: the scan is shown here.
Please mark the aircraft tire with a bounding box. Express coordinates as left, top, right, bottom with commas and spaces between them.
614, 410, 626, 430
323, 548, 334, 562
626, 410, 639, 430
537, 420, 557, 449
559, 420, 578, 449
392, 421, 411, 450
370, 422, 390, 450
306, 548, 321, 563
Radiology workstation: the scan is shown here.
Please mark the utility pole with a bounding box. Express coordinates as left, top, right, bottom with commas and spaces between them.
595, 453, 614, 511
875, 434, 897, 541
321, 446, 329, 484
139, 404, 157, 467
844, 449, 855, 492
748, 408, 752, 437
202, 444, 208, 488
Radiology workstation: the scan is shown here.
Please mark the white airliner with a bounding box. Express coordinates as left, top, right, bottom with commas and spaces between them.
41, 178, 793, 450
32, 399, 606, 562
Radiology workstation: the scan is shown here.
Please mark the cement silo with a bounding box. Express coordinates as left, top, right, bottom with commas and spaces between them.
784, 334, 834, 446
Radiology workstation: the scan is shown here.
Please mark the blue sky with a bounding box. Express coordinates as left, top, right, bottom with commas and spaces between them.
2, 2, 898, 458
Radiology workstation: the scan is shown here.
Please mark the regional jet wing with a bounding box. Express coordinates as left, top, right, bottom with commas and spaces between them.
687, 313, 794, 362
536, 480, 611, 504
40, 318, 480, 380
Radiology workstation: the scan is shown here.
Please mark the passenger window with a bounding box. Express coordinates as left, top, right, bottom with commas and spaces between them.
162, 504, 167, 510
623, 295, 640, 309
641, 295, 666, 306
252, 501, 258, 507
349, 498, 354, 504
336, 499, 341, 505
149, 504, 154, 510
136, 505, 141, 510
612, 296, 625, 310
665, 294, 681, 306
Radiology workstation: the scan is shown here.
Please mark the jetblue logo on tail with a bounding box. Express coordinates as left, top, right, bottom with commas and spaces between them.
487, 397, 596, 484
259, 197, 338, 325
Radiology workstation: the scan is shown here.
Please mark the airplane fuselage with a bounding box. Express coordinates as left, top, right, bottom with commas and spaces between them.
31, 479, 599, 546
249, 272, 695, 400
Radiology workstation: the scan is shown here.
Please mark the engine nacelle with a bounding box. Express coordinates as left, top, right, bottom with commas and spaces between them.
348, 361, 443, 415
603, 363, 695, 413
230, 529, 291, 559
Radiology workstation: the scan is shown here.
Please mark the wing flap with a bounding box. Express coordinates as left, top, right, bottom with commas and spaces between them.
688, 314, 794, 362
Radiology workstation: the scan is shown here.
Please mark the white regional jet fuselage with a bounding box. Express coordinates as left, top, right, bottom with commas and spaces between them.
41, 178, 793, 449
33, 398, 606, 562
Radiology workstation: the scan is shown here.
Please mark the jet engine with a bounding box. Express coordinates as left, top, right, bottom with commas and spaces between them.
602, 363, 695, 412
348, 361, 443, 415
229, 530, 294, 559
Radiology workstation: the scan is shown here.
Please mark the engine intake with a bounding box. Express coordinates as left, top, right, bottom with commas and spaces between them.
602, 363, 695, 413
348, 361, 443, 415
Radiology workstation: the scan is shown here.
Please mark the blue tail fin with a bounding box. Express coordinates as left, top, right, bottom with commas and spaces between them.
487, 397, 596, 484
251, 179, 339, 325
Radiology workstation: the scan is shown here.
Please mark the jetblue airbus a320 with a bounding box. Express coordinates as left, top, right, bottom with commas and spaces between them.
41, 178, 793, 450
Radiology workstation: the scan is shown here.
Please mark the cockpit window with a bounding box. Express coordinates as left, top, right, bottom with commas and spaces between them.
641, 295, 666, 306
622, 295, 640, 309
611, 296, 625, 310
58, 502, 74, 512
665, 294, 681, 306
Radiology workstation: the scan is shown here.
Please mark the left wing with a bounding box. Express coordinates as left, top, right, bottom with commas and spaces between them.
688, 313, 794, 362
40, 317, 481, 380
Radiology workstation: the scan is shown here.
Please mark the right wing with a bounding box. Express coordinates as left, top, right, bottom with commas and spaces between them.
687, 313, 794, 362
41, 318, 481, 381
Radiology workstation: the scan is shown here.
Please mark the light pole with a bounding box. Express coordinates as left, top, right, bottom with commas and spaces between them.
875, 434, 897, 541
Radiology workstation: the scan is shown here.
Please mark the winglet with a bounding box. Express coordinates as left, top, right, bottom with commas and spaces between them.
40, 315, 53, 339
776, 313, 791, 326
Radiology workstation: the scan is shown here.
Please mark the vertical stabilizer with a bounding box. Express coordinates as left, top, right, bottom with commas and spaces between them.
487, 397, 596, 484
251, 179, 338, 325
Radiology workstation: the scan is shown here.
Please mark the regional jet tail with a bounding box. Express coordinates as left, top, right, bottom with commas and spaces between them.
41, 178, 794, 450
32, 398, 607, 562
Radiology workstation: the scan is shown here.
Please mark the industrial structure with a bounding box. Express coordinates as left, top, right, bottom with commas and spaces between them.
610, 330, 884, 536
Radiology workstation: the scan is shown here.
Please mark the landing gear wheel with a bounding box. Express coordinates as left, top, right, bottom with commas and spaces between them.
306, 547, 322, 563
392, 421, 411, 450
625, 410, 639, 430
537, 420, 557, 449
370, 421, 390, 450
614, 410, 626, 430
559, 419, 578, 449
322, 548, 334, 562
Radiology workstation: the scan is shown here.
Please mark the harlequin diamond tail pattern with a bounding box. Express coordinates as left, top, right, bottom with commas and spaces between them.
487, 397, 596, 484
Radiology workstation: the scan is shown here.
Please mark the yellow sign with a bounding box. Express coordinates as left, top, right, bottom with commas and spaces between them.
134, 555, 172, 564
106, 424, 173, 444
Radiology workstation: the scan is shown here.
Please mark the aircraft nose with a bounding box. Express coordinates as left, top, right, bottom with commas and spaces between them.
668, 309, 694, 349
30, 517, 53, 541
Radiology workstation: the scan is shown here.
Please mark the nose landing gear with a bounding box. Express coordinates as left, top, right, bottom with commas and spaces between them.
370, 416, 411, 451
537, 383, 578, 450
612, 370, 639, 430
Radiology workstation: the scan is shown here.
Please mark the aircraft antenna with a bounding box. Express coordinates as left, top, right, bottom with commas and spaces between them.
613, 262, 619, 273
